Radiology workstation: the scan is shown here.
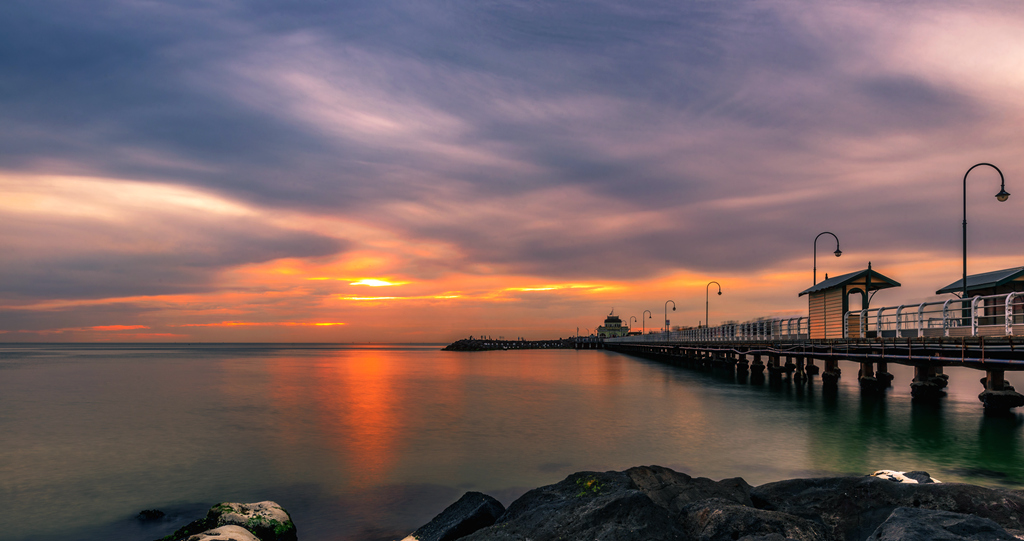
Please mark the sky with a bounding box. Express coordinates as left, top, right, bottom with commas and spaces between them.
2, 0, 1023, 343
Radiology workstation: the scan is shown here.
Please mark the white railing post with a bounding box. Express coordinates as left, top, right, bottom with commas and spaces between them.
1007, 292, 1016, 336
942, 299, 954, 337
921, 301, 929, 336
971, 296, 982, 336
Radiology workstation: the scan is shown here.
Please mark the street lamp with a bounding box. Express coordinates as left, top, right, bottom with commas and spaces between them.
664, 300, 676, 334
962, 163, 1010, 301
813, 232, 842, 285
643, 310, 652, 334
629, 315, 637, 333
705, 281, 721, 329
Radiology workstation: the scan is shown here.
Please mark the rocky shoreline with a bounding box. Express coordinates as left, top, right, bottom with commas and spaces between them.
402, 466, 1024, 541
153, 466, 1024, 541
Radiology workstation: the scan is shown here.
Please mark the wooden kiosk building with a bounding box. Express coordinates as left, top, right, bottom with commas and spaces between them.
798, 265, 901, 339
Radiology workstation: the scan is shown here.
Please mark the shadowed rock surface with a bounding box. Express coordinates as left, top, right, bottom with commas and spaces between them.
625, 465, 753, 516
751, 476, 1024, 541
407, 467, 1024, 541
404, 492, 505, 541
460, 470, 687, 541
680, 498, 827, 541
868, 507, 1018, 540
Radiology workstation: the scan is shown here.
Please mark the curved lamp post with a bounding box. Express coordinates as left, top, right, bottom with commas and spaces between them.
813, 232, 842, 285
643, 310, 652, 334
962, 163, 1010, 301
664, 300, 676, 334
705, 281, 722, 328
629, 315, 637, 334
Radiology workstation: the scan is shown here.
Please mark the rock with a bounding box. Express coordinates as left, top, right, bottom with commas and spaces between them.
903, 471, 940, 484
870, 470, 940, 484
979, 390, 1024, 413
210, 502, 296, 541
752, 476, 1024, 541
911, 380, 946, 400
680, 498, 828, 541
138, 509, 166, 521
184, 525, 260, 541
404, 491, 505, 541
868, 507, 1017, 540
157, 501, 296, 541
625, 465, 752, 517
460, 470, 687, 540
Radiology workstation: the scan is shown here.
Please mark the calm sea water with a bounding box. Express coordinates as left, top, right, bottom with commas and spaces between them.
1, 344, 1022, 541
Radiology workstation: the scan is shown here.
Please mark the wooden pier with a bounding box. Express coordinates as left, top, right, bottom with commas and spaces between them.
600, 265, 1024, 413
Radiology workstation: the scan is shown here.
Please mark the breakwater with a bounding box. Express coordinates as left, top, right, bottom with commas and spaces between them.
400, 465, 1024, 541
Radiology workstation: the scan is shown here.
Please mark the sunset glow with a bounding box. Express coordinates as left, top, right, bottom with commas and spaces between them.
1, 1, 1022, 342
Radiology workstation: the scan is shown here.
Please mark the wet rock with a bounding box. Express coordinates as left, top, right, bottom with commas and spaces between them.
403, 491, 505, 541
460, 470, 687, 540
752, 476, 1024, 541
911, 379, 946, 400
902, 471, 939, 484
868, 507, 1017, 540
871, 470, 940, 484
979, 390, 1024, 413
680, 498, 827, 541
157, 501, 296, 541
211, 502, 296, 541
625, 465, 752, 517
138, 509, 166, 521
185, 525, 260, 541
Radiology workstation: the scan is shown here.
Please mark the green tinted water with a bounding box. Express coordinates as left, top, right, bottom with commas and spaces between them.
0, 344, 1020, 540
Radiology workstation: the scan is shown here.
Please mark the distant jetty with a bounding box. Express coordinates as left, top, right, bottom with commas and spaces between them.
443, 338, 574, 351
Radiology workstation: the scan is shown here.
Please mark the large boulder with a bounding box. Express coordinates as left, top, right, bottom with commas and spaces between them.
460, 470, 687, 540
403, 491, 505, 541
625, 465, 753, 517
680, 498, 827, 541
752, 476, 1024, 541
158, 501, 296, 541
868, 507, 1018, 540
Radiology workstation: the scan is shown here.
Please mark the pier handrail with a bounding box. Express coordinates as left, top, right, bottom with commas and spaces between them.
607, 292, 1019, 345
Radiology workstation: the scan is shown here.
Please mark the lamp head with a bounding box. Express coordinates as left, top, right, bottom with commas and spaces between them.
996, 188, 1010, 202
717, 291, 722, 295
834, 248, 842, 257
672, 306, 676, 311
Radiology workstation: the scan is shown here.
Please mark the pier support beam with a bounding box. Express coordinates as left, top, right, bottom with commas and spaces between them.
875, 360, 893, 388
736, 355, 749, 372
805, 358, 819, 376
979, 370, 1024, 414
821, 359, 840, 387
767, 354, 785, 379
910, 365, 946, 400
750, 354, 765, 373
783, 355, 796, 374
858, 361, 884, 393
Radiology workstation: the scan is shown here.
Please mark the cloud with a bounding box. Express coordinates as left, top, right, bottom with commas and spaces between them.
2, 1, 1023, 340
0, 174, 347, 300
